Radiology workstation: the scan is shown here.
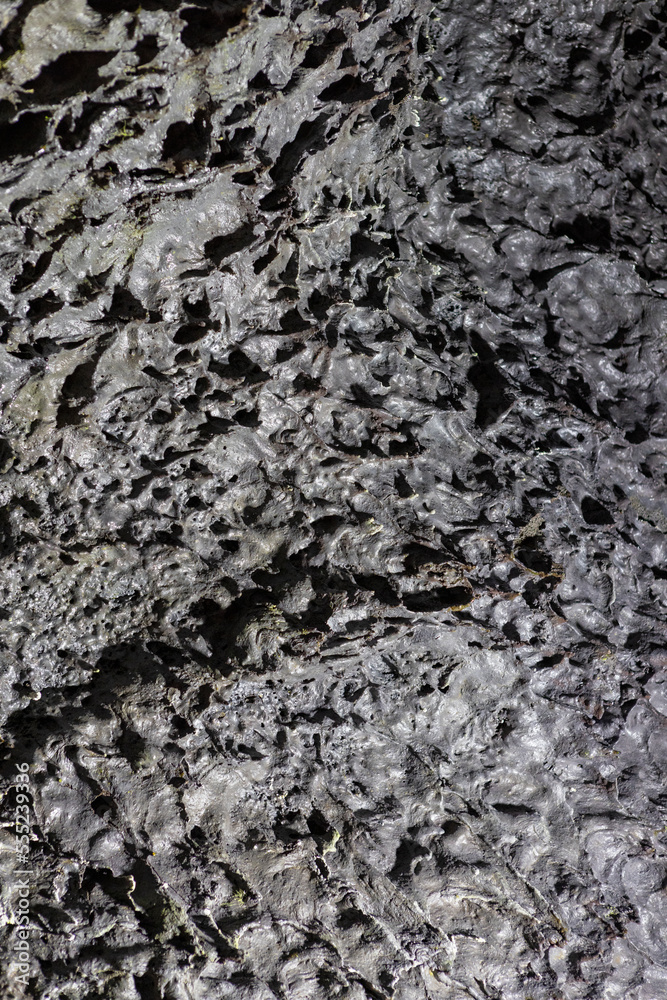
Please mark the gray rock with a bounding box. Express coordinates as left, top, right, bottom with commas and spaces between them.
1, 0, 666, 998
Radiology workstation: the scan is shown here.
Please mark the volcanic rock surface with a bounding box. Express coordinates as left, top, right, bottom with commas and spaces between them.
1, 0, 667, 997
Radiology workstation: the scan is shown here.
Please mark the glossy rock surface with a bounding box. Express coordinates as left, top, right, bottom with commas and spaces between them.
1, 1, 667, 997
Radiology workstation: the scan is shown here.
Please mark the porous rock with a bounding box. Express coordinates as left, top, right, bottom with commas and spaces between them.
1, 1, 667, 998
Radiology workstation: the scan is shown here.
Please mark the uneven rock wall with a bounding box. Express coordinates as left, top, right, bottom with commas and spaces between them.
1, 1, 667, 998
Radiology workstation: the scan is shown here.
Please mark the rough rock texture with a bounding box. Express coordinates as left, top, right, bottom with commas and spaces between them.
1, 0, 667, 997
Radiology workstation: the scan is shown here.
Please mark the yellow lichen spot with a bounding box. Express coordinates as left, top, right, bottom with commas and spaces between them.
322, 829, 340, 855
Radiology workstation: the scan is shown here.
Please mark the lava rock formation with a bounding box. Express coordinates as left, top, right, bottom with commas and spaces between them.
1, 1, 667, 998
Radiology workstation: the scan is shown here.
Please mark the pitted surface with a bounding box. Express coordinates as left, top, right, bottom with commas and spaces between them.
1, 1, 667, 998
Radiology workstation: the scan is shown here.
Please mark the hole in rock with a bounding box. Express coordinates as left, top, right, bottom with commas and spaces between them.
25, 51, 115, 102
